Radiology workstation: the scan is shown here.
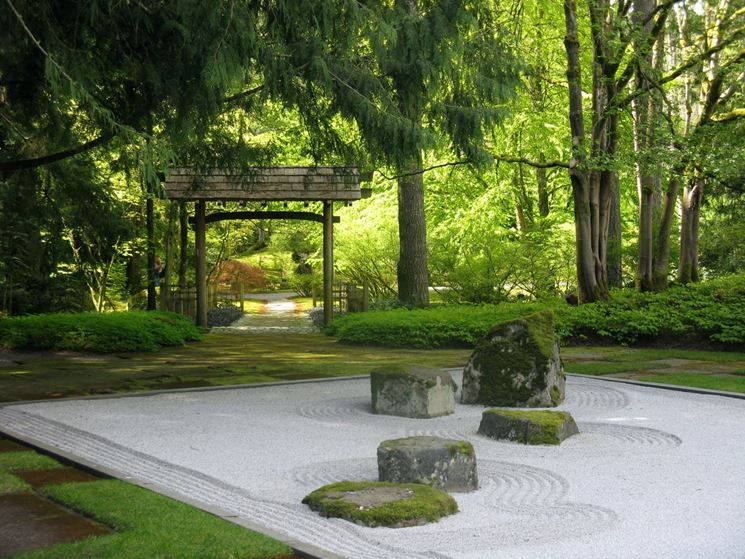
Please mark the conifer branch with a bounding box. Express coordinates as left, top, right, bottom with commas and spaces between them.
223, 84, 265, 104
493, 155, 570, 169
377, 154, 569, 180
0, 134, 114, 173
376, 161, 472, 180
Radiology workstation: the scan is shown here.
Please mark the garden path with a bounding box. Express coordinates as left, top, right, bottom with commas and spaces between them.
213, 292, 316, 334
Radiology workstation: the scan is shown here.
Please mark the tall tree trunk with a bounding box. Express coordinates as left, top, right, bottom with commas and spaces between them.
394, 0, 429, 307
607, 174, 622, 287
146, 197, 156, 310
652, 175, 679, 289
396, 156, 429, 306
565, 0, 605, 302
536, 164, 550, 218
632, 0, 659, 292
679, 178, 702, 283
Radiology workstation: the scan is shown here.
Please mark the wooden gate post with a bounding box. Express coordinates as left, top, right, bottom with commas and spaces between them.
323, 201, 334, 326
195, 200, 208, 327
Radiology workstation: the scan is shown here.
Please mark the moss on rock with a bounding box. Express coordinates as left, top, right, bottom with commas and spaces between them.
478, 409, 579, 445
461, 310, 565, 407
302, 480, 458, 528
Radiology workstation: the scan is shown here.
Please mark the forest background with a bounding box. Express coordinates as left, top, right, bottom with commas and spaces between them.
1, 0, 744, 317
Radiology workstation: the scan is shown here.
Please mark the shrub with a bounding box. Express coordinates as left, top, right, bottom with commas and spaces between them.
327, 301, 557, 348
328, 273, 745, 349
213, 260, 267, 290
0, 311, 201, 353
207, 305, 244, 327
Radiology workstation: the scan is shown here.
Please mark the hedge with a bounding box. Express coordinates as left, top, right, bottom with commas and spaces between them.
0, 311, 202, 353
327, 273, 745, 349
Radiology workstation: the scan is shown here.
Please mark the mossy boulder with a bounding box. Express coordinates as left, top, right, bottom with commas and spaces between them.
378, 436, 478, 492
302, 481, 458, 528
461, 310, 566, 407
371, 365, 457, 418
478, 409, 579, 445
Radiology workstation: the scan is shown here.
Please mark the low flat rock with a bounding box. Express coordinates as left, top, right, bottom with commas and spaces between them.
478, 409, 579, 445
371, 365, 456, 419
302, 481, 458, 528
378, 436, 478, 492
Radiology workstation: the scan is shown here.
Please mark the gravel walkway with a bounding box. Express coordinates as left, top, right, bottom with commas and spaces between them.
212, 293, 317, 334
1, 373, 744, 559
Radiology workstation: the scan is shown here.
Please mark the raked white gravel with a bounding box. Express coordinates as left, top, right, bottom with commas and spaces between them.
1, 372, 744, 559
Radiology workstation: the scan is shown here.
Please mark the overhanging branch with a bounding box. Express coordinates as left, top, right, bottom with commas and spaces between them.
0, 133, 114, 173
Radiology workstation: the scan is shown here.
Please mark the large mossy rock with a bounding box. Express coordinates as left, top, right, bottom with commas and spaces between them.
377, 436, 478, 492
302, 481, 458, 528
371, 365, 456, 418
478, 409, 579, 445
461, 310, 565, 407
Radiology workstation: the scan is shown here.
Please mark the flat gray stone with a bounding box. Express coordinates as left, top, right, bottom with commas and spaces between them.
478, 409, 579, 445
461, 310, 566, 407
371, 365, 456, 418
377, 436, 478, 492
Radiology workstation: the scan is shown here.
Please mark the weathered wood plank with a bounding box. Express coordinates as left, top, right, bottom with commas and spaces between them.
163, 189, 363, 201
165, 176, 359, 187
169, 166, 363, 178
188, 210, 341, 225
163, 166, 371, 202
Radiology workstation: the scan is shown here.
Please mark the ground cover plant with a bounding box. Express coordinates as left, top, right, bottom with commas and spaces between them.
0, 332, 471, 403
328, 273, 745, 349
0, 446, 293, 559
0, 312, 201, 353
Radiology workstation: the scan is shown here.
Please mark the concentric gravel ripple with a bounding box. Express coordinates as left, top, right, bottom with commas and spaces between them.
286, 457, 378, 487
475, 459, 569, 508
563, 380, 631, 410
368, 459, 616, 554
0, 408, 445, 559
577, 422, 682, 450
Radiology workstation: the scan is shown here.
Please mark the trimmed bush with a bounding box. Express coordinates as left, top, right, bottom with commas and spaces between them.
207, 305, 244, 327
328, 273, 745, 349
327, 302, 555, 348
0, 311, 201, 353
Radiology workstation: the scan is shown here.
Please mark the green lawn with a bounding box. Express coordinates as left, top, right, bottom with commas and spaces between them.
562, 346, 745, 393
0, 332, 471, 402
0, 448, 293, 559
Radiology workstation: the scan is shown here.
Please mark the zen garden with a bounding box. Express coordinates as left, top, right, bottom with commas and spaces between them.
1, 1, 745, 559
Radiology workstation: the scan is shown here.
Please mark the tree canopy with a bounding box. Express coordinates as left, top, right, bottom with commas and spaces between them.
0, 0, 743, 315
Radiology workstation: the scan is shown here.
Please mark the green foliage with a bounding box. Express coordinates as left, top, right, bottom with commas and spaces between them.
0, 311, 201, 353
330, 274, 745, 348
328, 301, 557, 348
302, 480, 458, 528
558, 274, 745, 346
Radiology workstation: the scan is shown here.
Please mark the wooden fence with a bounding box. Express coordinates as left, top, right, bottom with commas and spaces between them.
164, 281, 368, 321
